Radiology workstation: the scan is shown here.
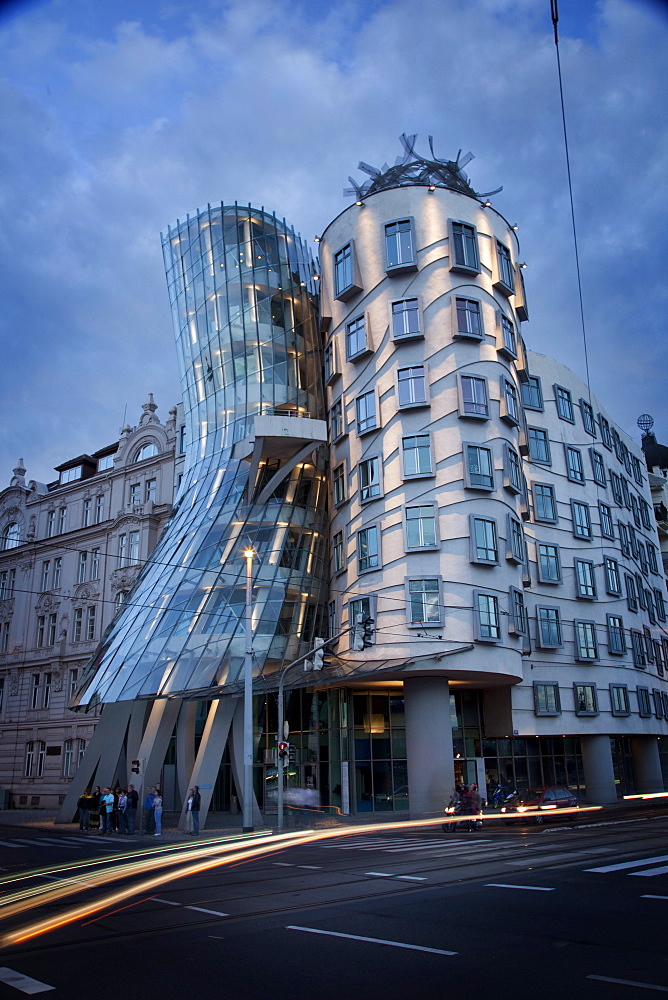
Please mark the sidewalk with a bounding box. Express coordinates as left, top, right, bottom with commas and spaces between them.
0, 796, 666, 842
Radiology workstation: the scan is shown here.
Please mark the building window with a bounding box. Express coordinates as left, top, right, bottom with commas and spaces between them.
474, 591, 501, 641
575, 559, 597, 599
507, 516, 525, 564
509, 587, 526, 635
98, 452, 115, 471
0, 622, 9, 653
630, 630, 646, 667
0, 568, 16, 600
455, 297, 483, 339
537, 606, 562, 648
654, 588, 666, 621
25, 741, 34, 778
574, 684, 598, 715
521, 375, 543, 411
629, 493, 640, 529
129, 531, 139, 565
58, 507, 67, 533
571, 500, 592, 540
95, 495, 104, 523
501, 378, 520, 425
41, 560, 50, 592
334, 243, 354, 298
580, 399, 596, 436
115, 591, 128, 610
42, 672, 52, 709
610, 472, 623, 506
52, 558, 61, 590
333, 464, 345, 506
590, 450, 606, 487
46, 511, 55, 537
47, 614, 57, 646
625, 574, 638, 612
90, 548, 100, 580
537, 543, 561, 583
464, 444, 494, 490
564, 446, 584, 484
644, 627, 655, 665
528, 427, 551, 464
69, 668, 79, 700
636, 574, 646, 610
82, 499, 92, 527
406, 506, 437, 549
599, 502, 614, 540
470, 516, 498, 564
2, 523, 21, 550
328, 601, 337, 639
499, 315, 517, 358
459, 375, 489, 418
356, 391, 377, 434
599, 414, 612, 449
618, 522, 630, 557
145, 479, 156, 503
604, 557, 621, 595
397, 366, 427, 407
63, 739, 73, 778
607, 615, 626, 655
385, 218, 415, 271
87, 605, 96, 641
31, 673, 40, 709
78, 550, 87, 583
358, 526, 379, 573
333, 531, 345, 573
408, 578, 441, 624
653, 690, 664, 719
330, 399, 344, 441
500, 446, 522, 496
640, 500, 652, 531
349, 596, 375, 642
534, 683, 561, 716
324, 341, 337, 383
118, 534, 128, 569
391, 298, 420, 340
450, 221, 479, 273
554, 385, 574, 422
346, 315, 367, 359
495, 240, 515, 293
73, 607, 83, 642
0, 677, 3, 711
36, 617, 45, 649
359, 457, 380, 502
533, 483, 557, 523
134, 442, 158, 463
637, 687, 652, 717
402, 435, 432, 477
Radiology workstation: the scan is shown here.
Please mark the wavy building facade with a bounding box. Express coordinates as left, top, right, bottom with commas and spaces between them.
58, 141, 668, 826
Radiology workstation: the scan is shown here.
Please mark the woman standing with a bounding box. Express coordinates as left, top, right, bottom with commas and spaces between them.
153, 789, 163, 836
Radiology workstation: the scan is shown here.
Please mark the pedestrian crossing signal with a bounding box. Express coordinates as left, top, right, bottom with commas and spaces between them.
278, 742, 289, 759
131, 760, 141, 774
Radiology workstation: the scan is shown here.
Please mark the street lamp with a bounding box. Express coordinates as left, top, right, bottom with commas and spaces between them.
243, 547, 255, 833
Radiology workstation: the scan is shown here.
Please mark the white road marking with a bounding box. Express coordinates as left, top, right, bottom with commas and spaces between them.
365, 872, 395, 877
0, 968, 55, 994
587, 974, 668, 992
185, 905, 228, 917
486, 883, 555, 891
0, 841, 21, 849
397, 875, 427, 881
287, 925, 457, 955
297, 865, 322, 869
632, 865, 668, 877
585, 855, 668, 873
153, 897, 181, 906
642, 895, 668, 900
273, 862, 293, 867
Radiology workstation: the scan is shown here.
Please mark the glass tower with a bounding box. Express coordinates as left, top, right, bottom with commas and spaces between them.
75, 204, 328, 706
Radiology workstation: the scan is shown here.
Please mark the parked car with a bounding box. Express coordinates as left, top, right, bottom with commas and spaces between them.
502, 786, 579, 824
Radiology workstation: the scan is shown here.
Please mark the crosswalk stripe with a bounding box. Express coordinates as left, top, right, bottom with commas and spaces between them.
631, 865, 668, 877
585, 854, 668, 873
0, 968, 55, 994
0, 841, 22, 849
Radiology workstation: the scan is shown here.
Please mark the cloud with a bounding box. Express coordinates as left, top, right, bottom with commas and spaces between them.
0, 0, 667, 483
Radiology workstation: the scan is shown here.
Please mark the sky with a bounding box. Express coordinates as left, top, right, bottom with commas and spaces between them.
0, 0, 667, 486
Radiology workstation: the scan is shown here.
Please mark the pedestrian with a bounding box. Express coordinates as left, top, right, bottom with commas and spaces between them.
144, 787, 156, 834
126, 783, 138, 835
185, 789, 194, 833
109, 787, 119, 833
77, 788, 93, 831
153, 790, 163, 836
99, 787, 115, 834
90, 785, 101, 831
117, 789, 128, 834
191, 785, 201, 836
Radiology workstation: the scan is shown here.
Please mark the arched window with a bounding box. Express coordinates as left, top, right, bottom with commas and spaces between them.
2, 522, 20, 550
134, 442, 158, 463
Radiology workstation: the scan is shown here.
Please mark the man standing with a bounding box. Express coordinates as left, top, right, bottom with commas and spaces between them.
126, 784, 138, 835
144, 787, 156, 834
99, 788, 114, 834
191, 785, 201, 836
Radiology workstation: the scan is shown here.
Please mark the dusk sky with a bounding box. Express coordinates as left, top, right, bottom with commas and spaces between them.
1, 0, 666, 486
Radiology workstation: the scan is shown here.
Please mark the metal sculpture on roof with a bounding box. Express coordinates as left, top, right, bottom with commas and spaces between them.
343, 133, 502, 202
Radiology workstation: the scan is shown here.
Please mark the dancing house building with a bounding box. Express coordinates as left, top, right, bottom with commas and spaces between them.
59, 138, 668, 826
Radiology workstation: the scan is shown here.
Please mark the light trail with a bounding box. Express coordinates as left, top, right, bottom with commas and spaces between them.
0, 809, 601, 949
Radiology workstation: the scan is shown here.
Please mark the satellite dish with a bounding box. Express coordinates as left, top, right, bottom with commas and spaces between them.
637, 414, 654, 434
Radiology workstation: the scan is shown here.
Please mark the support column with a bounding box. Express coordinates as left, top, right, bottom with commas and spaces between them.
631, 736, 664, 794
177, 697, 236, 831
580, 734, 617, 804
404, 676, 454, 817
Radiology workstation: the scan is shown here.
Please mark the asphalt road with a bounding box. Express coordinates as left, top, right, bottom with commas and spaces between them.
0, 814, 667, 999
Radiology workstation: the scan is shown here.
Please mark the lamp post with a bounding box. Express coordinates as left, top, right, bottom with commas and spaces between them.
243, 547, 255, 833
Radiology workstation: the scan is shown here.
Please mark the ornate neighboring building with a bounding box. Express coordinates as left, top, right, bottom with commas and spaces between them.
0, 397, 183, 808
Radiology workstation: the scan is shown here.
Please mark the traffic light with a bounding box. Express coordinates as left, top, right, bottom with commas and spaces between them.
312, 638, 332, 670
131, 760, 141, 775
362, 617, 375, 647
353, 614, 375, 650
278, 741, 289, 760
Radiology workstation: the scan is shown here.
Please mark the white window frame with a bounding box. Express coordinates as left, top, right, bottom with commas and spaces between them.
384, 217, 417, 274
469, 515, 498, 565
402, 434, 433, 478
359, 456, 381, 503
574, 620, 598, 661
406, 578, 442, 625
474, 591, 501, 642
405, 505, 438, 551
356, 389, 378, 435
449, 220, 480, 275
458, 374, 489, 419
464, 443, 494, 491
575, 558, 597, 599
536, 606, 562, 648
391, 298, 421, 340
453, 296, 483, 340
537, 542, 562, 584
358, 525, 380, 574
533, 682, 561, 716
397, 365, 427, 408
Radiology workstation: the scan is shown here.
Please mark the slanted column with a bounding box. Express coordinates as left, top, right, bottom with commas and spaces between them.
631, 736, 664, 794
580, 734, 617, 804
404, 677, 454, 816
